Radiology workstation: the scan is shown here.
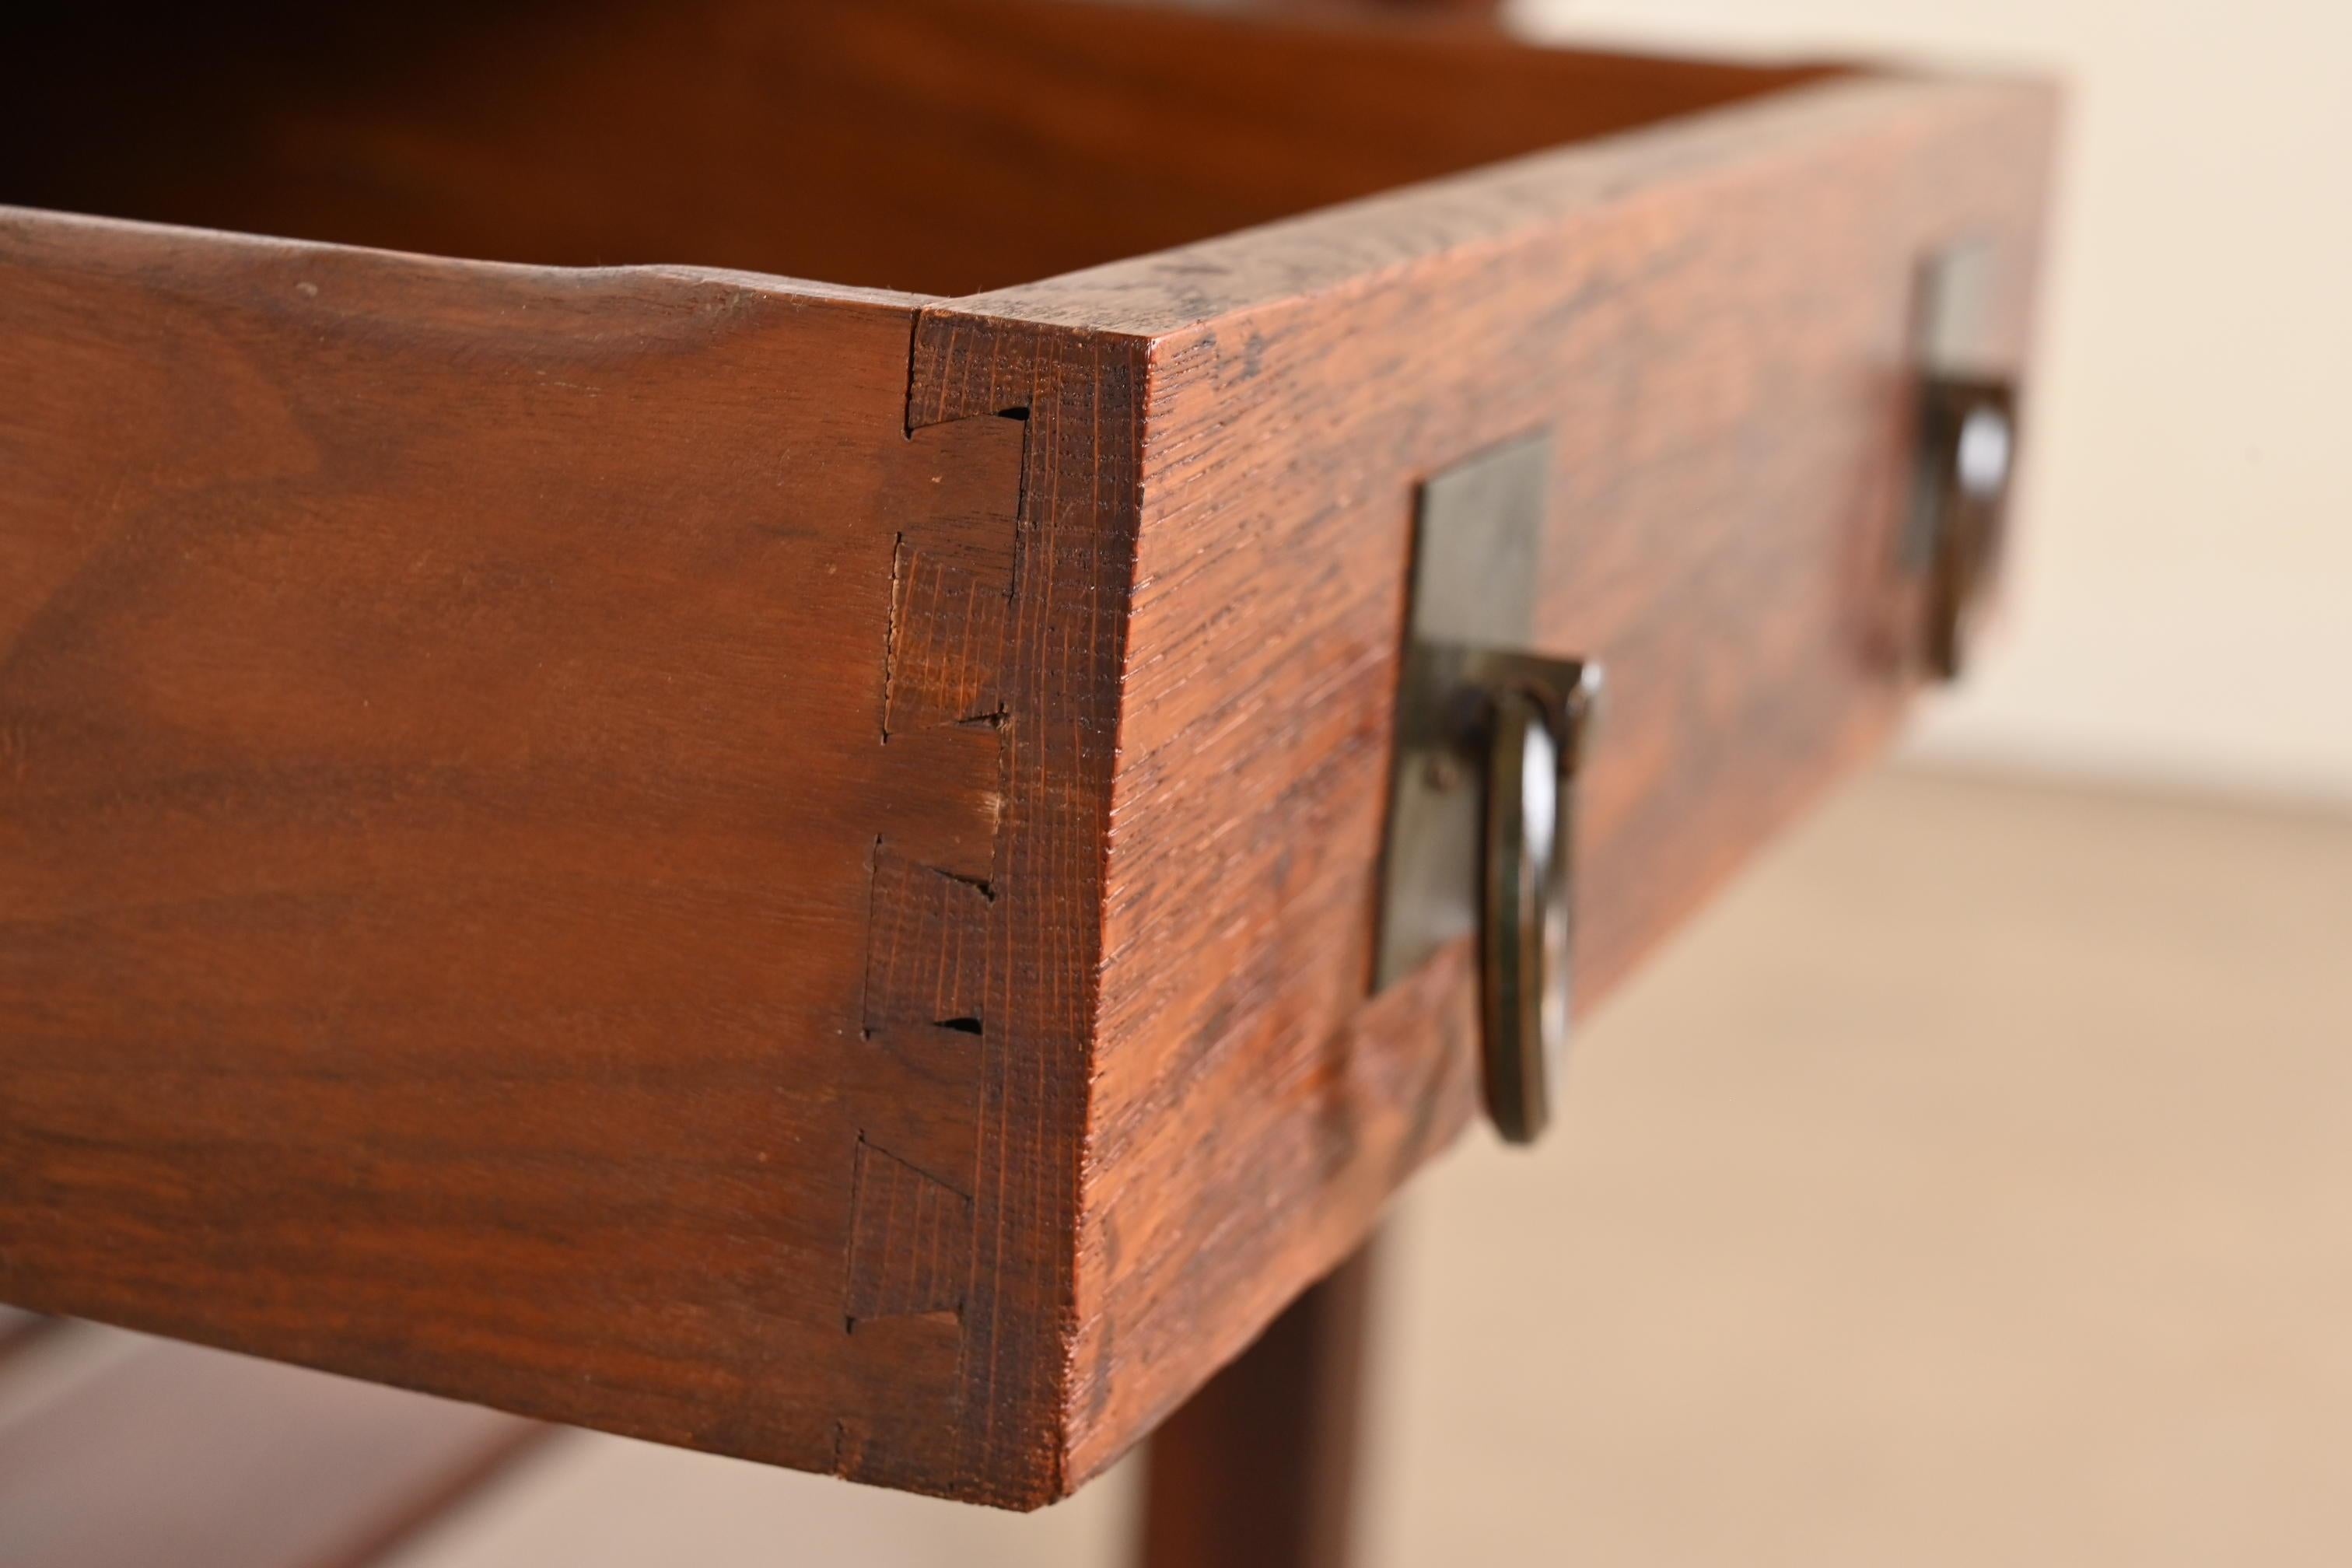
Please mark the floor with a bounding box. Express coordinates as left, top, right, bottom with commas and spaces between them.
380, 765, 2352, 1566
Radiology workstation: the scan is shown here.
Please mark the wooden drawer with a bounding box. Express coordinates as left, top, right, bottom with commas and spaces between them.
0, 0, 2054, 1510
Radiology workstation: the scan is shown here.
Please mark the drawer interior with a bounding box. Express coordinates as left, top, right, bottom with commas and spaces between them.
4, 0, 1832, 297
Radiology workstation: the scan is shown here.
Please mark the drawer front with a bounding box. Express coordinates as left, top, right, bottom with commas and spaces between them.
912, 72, 2056, 1486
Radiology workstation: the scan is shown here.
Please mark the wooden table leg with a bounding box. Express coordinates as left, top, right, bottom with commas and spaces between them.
1139, 1239, 1379, 1568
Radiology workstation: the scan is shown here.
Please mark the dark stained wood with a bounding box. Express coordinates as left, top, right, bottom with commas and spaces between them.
885, 548, 1011, 734
0, 1332, 545, 1568
862, 852, 994, 1037
1141, 1241, 1379, 1568
0, 210, 1033, 1500
845, 1139, 975, 1322
908, 70, 2057, 1488
907, 312, 1151, 1504
0, 0, 2057, 1514
0, 0, 1830, 299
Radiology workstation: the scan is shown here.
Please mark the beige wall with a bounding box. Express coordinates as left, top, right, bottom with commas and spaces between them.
1514, 0, 2352, 805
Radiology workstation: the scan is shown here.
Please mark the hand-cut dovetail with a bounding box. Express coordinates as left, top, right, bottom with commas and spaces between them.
883, 541, 1008, 737
844, 1137, 972, 1322
862, 849, 991, 1038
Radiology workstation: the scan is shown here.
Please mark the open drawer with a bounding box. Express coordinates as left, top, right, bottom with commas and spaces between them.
0, 0, 2055, 1510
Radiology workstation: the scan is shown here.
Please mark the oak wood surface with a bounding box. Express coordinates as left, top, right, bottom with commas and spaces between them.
905, 311, 1152, 1506
0, 210, 1032, 1498
0, 0, 2056, 1513
912, 70, 2056, 1487
0, 1329, 544, 1568
0, 0, 1827, 298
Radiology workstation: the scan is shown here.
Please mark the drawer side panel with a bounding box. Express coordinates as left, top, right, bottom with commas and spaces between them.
0, 212, 1031, 1500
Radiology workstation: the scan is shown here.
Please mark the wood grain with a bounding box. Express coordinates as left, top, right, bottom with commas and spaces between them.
0, 2, 2055, 1513
0, 1331, 544, 1568
908, 313, 1150, 1503
0, 0, 1829, 298
846, 1139, 975, 1323
0, 210, 1028, 1497
1141, 1241, 1379, 1568
911, 71, 2057, 1487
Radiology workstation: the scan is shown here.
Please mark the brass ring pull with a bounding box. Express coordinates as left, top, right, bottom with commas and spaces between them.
1479, 683, 1577, 1144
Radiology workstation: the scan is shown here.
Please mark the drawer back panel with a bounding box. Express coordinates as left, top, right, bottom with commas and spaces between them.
2, 0, 1829, 296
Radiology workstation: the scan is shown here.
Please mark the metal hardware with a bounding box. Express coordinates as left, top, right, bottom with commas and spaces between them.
1916, 376, 2017, 678
1908, 244, 2020, 680
1374, 433, 1599, 1145
1479, 667, 1600, 1143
